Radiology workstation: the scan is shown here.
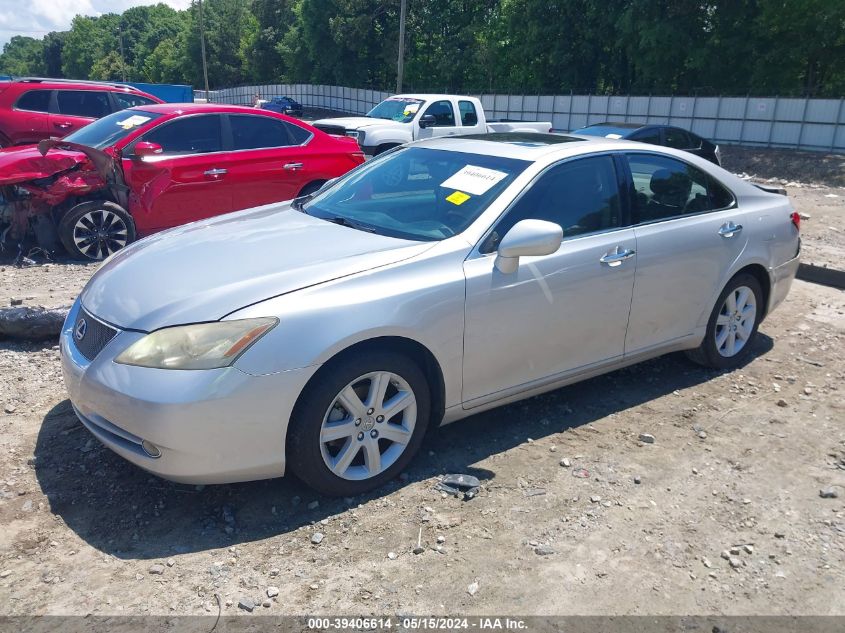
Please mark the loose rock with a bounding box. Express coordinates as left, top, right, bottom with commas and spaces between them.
238, 598, 255, 612
535, 545, 555, 556
311, 532, 324, 545
267, 586, 279, 598
638, 433, 655, 444
560, 458, 571, 468
819, 487, 839, 499
467, 581, 479, 596
148, 564, 165, 575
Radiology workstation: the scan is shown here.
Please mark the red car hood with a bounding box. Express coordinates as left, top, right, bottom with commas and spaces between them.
0, 145, 91, 185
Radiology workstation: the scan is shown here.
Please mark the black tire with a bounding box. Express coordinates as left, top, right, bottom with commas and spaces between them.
297, 180, 325, 198
58, 201, 136, 261
686, 273, 763, 369
287, 350, 430, 496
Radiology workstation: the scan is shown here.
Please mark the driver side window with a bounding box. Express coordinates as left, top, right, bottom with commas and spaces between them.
422, 100, 456, 127
138, 115, 223, 155
483, 155, 621, 252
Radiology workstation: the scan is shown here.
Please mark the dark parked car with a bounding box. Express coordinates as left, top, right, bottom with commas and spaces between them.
260, 96, 304, 117
0, 77, 162, 147
572, 122, 721, 165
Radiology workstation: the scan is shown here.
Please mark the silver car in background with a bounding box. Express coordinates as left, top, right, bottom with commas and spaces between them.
59, 133, 801, 495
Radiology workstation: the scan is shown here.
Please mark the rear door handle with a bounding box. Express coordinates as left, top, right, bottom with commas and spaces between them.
283, 162, 304, 170
203, 168, 227, 177
54, 122, 72, 129
718, 222, 743, 238
599, 247, 636, 267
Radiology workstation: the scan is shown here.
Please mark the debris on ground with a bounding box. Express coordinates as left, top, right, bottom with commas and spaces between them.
435, 474, 481, 500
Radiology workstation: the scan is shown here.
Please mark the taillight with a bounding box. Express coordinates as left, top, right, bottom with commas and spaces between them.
790, 211, 801, 231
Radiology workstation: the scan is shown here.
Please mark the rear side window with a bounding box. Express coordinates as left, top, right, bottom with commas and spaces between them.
629, 128, 661, 145
113, 93, 158, 110
664, 128, 693, 149
140, 115, 223, 155
229, 114, 309, 149
56, 90, 111, 118
422, 100, 455, 127
626, 153, 734, 223
484, 155, 621, 252
459, 100, 478, 126
15, 90, 51, 113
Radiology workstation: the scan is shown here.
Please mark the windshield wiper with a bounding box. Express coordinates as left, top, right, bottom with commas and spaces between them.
324, 216, 376, 233
291, 193, 315, 212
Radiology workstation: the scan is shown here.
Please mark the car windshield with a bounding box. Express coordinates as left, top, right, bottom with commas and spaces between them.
303, 146, 531, 241
63, 109, 162, 149
366, 98, 425, 123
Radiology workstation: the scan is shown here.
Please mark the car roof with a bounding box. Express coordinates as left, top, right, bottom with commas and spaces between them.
130, 103, 288, 115
3, 77, 147, 93
414, 132, 643, 161
392, 93, 474, 101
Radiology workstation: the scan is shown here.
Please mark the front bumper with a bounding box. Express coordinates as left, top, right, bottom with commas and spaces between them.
59, 300, 319, 484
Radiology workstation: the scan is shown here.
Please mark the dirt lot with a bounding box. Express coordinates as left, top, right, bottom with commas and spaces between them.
0, 147, 843, 618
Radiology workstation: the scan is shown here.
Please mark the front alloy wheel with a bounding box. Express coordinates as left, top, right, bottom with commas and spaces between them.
59, 201, 136, 261
288, 351, 430, 496
320, 371, 417, 481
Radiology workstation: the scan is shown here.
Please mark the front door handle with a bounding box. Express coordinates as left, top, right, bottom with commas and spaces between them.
204, 168, 227, 177
718, 222, 743, 238
600, 247, 636, 267
283, 162, 304, 170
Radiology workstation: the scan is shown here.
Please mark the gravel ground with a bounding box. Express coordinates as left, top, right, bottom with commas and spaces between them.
0, 147, 843, 617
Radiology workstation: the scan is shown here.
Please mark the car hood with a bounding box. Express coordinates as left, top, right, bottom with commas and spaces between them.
0, 145, 90, 185
80, 204, 434, 332
313, 116, 405, 131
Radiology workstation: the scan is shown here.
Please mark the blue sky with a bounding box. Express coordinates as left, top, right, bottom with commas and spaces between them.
0, 0, 192, 49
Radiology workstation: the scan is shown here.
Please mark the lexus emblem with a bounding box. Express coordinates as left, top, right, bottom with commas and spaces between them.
74, 318, 87, 341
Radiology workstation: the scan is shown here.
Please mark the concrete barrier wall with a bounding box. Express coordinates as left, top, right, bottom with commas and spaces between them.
197, 85, 845, 153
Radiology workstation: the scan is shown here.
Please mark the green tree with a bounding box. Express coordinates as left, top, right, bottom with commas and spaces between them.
0, 36, 46, 76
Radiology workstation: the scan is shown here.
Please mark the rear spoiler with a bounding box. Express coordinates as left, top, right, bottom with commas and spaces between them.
754, 183, 787, 196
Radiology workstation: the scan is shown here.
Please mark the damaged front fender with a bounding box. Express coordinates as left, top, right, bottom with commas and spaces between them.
0, 141, 126, 248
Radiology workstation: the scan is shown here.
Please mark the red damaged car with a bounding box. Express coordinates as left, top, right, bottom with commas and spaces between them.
0, 103, 366, 260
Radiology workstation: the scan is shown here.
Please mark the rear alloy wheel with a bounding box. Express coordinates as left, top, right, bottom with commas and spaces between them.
59, 201, 136, 261
288, 351, 430, 496
686, 273, 763, 369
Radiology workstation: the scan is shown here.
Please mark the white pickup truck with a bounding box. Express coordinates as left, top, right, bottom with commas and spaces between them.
312, 94, 552, 156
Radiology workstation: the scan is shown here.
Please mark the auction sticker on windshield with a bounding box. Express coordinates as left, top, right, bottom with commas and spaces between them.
117, 115, 151, 129
440, 165, 508, 195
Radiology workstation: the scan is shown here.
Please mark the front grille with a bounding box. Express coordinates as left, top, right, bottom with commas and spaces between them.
314, 124, 346, 136
72, 309, 118, 361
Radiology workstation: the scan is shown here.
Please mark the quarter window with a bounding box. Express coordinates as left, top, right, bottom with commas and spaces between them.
459, 100, 478, 126
140, 115, 223, 155
626, 153, 734, 223
56, 90, 111, 118
422, 100, 455, 127
15, 90, 51, 113
484, 155, 621, 252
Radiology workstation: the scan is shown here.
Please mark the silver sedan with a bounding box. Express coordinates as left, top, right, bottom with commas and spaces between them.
60, 133, 800, 495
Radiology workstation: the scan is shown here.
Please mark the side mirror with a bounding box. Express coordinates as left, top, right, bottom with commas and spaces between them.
418, 114, 437, 129
494, 219, 563, 273
134, 141, 163, 158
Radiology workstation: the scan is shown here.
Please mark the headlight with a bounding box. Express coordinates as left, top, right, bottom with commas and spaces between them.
115, 317, 278, 370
